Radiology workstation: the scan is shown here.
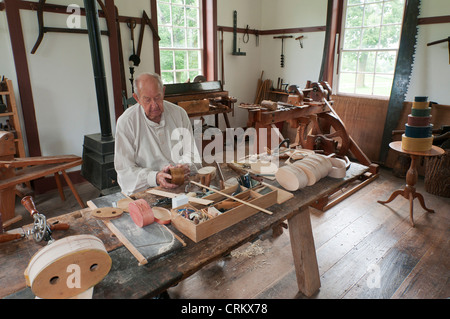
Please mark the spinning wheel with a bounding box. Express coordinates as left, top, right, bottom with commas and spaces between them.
296, 112, 351, 157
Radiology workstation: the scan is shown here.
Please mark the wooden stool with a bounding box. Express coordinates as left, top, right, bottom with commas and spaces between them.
378, 141, 445, 227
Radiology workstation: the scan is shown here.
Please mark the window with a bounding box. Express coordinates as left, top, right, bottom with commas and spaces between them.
157, 0, 203, 84
337, 0, 405, 97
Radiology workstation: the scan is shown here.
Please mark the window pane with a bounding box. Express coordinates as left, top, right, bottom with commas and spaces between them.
159, 27, 173, 47
358, 51, 376, 73
382, 0, 405, 24
173, 28, 186, 48
363, 3, 383, 26
158, 3, 171, 25
348, 0, 364, 5
339, 73, 357, 94
172, 5, 185, 27
379, 25, 401, 48
355, 73, 374, 95
176, 71, 188, 83
341, 52, 359, 72
361, 27, 380, 49
373, 74, 394, 96
187, 28, 199, 48
162, 71, 175, 84
189, 71, 200, 80
343, 28, 361, 49
172, 0, 184, 5
186, 7, 199, 28
175, 51, 188, 70
186, 0, 199, 6
160, 50, 174, 70
188, 51, 200, 69
346, 5, 364, 27
376, 51, 397, 73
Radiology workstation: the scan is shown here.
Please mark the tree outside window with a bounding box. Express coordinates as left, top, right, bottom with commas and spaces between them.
158, 0, 203, 84
338, 0, 405, 97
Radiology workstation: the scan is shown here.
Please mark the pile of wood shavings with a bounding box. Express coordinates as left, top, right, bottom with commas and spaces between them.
230, 242, 265, 259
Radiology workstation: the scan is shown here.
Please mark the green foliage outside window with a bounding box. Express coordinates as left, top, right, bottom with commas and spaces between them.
158, 0, 203, 84
338, 0, 405, 97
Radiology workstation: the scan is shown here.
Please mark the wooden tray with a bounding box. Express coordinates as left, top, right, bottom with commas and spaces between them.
170, 184, 278, 243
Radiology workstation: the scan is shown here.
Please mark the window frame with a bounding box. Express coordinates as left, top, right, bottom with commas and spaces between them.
157, 0, 204, 84
336, 0, 406, 98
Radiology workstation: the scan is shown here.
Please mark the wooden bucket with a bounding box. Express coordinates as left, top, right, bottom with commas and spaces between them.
425, 150, 450, 198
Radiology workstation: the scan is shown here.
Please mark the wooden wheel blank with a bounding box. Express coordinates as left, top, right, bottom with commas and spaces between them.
24, 235, 112, 299
91, 207, 124, 220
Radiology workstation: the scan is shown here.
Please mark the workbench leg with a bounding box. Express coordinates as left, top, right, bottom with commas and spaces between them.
288, 207, 321, 297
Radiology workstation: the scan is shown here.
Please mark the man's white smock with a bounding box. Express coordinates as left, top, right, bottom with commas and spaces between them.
114, 101, 201, 195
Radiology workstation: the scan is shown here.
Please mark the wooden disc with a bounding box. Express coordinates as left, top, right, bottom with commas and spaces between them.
412, 101, 430, 110
402, 134, 434, 152
91, 207, 124, 220
25, 235, 111, 299
411, 108, 431, 117
275, 165, 308, 191
405, 124, 433, 138
116, 198, 134, 211
293, 161, 318, 186
152, 207, 172, 225
408, 114, 432, 127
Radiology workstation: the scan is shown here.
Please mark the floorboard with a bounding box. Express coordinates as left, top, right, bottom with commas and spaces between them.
6, 167, 450, 299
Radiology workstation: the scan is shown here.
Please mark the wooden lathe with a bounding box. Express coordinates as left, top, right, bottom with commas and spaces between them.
242, 81, 379, 210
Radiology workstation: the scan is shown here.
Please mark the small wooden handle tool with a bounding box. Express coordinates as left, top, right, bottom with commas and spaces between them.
21, 196, 39, 216
190, 181, 273, 215
0, 233, 23, 244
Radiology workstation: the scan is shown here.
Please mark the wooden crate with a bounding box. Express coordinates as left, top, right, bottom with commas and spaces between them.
170, 184, 278, 243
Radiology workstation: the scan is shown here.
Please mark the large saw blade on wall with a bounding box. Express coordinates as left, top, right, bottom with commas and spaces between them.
379, 0, 421, 164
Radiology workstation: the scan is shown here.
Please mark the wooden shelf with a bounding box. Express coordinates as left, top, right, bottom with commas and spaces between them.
0, 78, 26, 159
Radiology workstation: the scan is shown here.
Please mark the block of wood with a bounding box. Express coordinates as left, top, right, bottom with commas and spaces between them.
178, 99, 210, 114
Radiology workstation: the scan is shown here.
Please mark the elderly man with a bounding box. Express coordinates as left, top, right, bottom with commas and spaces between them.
114, 72, 201, 195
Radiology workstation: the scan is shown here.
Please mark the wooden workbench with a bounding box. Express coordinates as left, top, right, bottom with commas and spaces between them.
1, 162, 369, 299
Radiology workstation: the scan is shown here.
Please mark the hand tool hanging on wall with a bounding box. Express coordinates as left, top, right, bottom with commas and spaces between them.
232, 11, 246, 56
379, 0, 421, 164
427, 36, 450, 64
274, 35, 293, 68
127, 19, 141, 93
296, 35, 304, 49
30, 0, 110, 54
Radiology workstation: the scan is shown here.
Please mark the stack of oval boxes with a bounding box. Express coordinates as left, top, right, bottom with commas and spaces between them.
402, 96, 433, 152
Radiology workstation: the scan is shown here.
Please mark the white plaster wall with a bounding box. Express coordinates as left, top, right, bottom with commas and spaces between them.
217, 0, 263, 129
406, 0, 450, 104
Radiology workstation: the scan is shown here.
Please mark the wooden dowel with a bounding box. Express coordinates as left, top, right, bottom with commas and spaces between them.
190, 181, 273, 215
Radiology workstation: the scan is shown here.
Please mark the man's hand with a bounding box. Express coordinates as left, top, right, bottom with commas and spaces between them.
156, 164, 190, 189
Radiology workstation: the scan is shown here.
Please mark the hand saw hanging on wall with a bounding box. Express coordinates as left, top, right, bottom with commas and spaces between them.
379, 0, 421, 164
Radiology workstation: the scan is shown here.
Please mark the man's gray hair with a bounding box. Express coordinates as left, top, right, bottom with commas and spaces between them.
133, 72, 164, 97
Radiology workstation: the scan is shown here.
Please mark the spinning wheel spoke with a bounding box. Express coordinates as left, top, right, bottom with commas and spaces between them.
297, 112, 351, 156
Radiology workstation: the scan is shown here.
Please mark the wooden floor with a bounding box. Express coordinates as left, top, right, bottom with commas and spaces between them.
11, 167, 450, 299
